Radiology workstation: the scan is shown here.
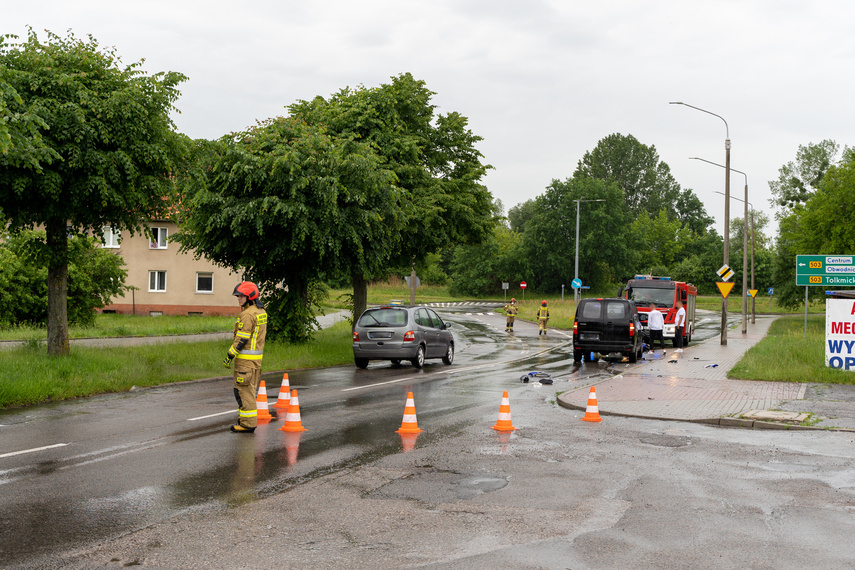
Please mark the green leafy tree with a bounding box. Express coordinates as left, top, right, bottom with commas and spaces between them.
0, 30, 187, 354
769, 140, 846, 210
449, 225, 528, 296
289, 74, 494, 320
574, 133, 681, 217
769, 145, 855, 307
522, 176, 634, 292
670, 230, 724, 295
177, 118, 397, 342
630, 209, 690, 270
0, 230, 126, 326
507, 199, 538, 233
798, 158, 855, 254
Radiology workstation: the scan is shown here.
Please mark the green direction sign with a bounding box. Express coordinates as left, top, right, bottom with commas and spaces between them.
795, 255, 855, 286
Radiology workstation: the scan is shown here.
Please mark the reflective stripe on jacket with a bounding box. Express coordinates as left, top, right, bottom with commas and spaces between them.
230, 305, 267, 362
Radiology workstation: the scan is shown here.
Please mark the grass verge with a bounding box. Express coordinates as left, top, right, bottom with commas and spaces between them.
729, 315, 854, 384
0, 314, 238, 342
0, 321, 354, 410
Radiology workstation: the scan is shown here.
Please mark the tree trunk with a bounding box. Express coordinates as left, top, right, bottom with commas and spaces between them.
352, 273, 368, 331
46, 219, 70, 356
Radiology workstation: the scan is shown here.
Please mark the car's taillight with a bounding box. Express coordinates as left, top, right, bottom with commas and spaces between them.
403, 331, 415, 342
352, 331, 359, 342
573, 321, 578, 334
629, 322, 635, 336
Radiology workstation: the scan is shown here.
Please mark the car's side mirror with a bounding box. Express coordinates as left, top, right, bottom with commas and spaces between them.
443, 322, 452, 329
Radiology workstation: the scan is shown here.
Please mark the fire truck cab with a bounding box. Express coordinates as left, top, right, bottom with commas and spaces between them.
621, 275, 697, 346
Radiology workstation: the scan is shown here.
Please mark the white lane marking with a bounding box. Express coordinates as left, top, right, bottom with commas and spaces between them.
342, 378, 410, 392
187, 410, 236, 421
0, 443, 68, 459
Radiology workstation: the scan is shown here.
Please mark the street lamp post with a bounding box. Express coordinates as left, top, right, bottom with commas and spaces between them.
714, 190, 755, 324
691, 157, 751, 333
671, 102, 731, 345
574, 198, 606, 305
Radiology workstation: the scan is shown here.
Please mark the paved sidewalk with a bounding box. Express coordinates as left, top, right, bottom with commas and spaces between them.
557, 316, 855, 431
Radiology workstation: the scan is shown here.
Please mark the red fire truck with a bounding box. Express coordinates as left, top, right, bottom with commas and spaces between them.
620, 275, 697, 346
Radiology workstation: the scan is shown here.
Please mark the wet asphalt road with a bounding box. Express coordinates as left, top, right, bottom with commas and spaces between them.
0, 307, 582, 566
0, 306, 741, 567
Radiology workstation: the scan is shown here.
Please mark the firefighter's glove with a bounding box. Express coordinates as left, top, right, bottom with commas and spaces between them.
223, 354, 234, 369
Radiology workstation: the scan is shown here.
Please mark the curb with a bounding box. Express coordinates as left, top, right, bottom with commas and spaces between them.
556, 392, 855, 433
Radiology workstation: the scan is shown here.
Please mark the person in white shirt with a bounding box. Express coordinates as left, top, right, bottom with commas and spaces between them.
647, 303, 665, 351
674, 300, 686, 352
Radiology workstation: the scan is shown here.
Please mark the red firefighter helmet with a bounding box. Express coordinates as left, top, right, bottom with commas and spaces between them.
233, 281, 259, 301
542, 300, 547, 306
510, 298, 516, 303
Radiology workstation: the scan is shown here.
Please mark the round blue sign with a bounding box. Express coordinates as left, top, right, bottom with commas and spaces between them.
571, 278, 582, 289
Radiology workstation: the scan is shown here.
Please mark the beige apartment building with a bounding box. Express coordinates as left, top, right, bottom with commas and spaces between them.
100, 220, 240, 316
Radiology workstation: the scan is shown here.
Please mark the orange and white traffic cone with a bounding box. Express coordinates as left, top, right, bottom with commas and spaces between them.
396, 392, 423, 434
256, 380, 273, 422
278, 389, 307, 432
581, 386, 602, 422
491, 391, 517, 431
273, 373, 291, 410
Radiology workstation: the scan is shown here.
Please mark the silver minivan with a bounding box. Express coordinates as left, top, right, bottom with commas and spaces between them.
352, 306, 454, 369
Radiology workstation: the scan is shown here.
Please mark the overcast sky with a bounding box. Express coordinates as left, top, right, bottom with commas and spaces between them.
7, 1, 855, 239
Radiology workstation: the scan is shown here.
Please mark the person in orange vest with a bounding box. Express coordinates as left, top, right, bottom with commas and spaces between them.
537, 300, 550, 335
223, 281, 267, 433
504, 298, 518, 332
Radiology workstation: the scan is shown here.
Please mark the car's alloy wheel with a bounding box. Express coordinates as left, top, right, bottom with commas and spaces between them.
442, 344, 454, 365
412, 345, 425, 369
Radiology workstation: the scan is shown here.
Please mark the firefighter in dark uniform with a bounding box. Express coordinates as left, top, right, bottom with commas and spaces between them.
504, 298, 518, 332
537, 300, 550, 335
223, 281, 267, 433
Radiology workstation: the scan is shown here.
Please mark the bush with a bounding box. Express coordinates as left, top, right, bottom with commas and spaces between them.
0, 230, 127, 327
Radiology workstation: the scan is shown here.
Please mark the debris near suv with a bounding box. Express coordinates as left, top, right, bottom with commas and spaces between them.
352, 305, 454, 369
572, 298, 643, 363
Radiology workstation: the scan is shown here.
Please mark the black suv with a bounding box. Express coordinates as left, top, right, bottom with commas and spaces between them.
573, 298, 643, 363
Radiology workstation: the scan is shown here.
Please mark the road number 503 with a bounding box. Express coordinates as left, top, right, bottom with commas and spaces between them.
809, 276, 822, 283
809, 261, 822, 268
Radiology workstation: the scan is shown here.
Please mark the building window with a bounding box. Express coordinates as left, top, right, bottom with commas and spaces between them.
196, 272, 213, 293
102, 226, 121, 248
149, 270, 167, 292
150, 227, 168, 249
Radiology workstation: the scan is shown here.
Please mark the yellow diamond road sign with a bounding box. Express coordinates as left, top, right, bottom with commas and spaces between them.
716, 264, 734, 282
748, 289, 758, 298
716, 282, 735, 298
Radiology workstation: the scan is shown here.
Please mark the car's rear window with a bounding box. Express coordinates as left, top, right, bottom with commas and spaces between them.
581, 302, 602, 319
580, 301, 629, 320
358, 308, 408, 327
606, 302, 627, 319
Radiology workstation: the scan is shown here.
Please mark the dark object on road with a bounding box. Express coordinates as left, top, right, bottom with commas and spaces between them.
668, 359, 678, 363
352, 305, 454, 369
520, 371, 553, 384
573, 298, 643, 364
704, 364, 719, 368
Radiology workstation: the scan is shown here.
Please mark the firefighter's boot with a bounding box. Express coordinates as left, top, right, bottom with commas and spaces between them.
230, 424, 255, 433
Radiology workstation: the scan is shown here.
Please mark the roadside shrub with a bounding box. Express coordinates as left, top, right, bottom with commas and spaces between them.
0, 230, 127, 327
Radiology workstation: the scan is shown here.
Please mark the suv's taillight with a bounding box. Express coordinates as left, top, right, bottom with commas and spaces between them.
403, 331, 415, 342
352, 331, 359, 342
629, 322, 635, 336
573, 321, 578, 335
